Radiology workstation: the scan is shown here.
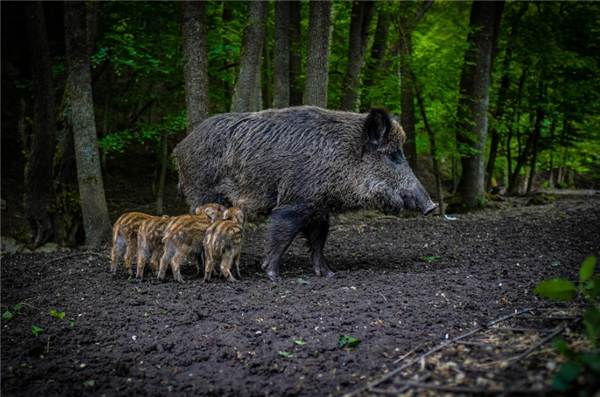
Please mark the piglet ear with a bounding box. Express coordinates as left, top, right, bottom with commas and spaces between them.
363, 108, 392, 153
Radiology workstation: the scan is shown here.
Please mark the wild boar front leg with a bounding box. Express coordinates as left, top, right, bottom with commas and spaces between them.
302, 216, 335, 278
262, 205, 306, 281
157, 241, 175, 280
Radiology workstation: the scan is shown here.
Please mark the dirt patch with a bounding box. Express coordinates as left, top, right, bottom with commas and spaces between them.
1, 193, 599, 396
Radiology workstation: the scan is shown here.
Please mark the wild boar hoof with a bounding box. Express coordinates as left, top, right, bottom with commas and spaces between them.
266, 270, 277, 282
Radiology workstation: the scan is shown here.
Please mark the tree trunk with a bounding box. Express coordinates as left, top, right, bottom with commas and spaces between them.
361, 11, 390, 111
64, 1, 112, 248
273, 0, 290, 109
508, 127, 536, 195
397, 1, 434, 173
24, 1, 58, 248
156, 129, 168, 215
415, 83, 444, 217
231, 1, 268, 113
289, 0, 303, 107
527, 106, 545, 192
485, 3, 527, 192
262, 32, 272, 109
339, 1, 374, 111
455, 1, 504, 210
181, 1, 210, 133
305, 0, 332, 108
399, 16, 418, 172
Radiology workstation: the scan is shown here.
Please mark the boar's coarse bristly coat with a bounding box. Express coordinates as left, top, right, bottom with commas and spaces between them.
174, 106, 437, 281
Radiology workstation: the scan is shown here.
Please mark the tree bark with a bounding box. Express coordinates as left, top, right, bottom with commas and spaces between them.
415, 83, 445, 217
156, 129, 168, 215
339, 1, 375, 111
273, 0, 290, 108
485, 2, 528, 192
231, 1, 268, 113
455, 1, 504, 209
360, 10, 390, 111
398, 1, 435, 173
24, 1, 58, 247
181, 0, 210, 133
305, 0, 332, 108
64, 1, 112, 247
262, 32, 272, 109
289, 1, 303, 107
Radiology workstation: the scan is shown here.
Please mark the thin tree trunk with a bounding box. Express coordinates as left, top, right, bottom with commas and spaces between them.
64, 1, 112, 247
399, 17, 418, 172
289, 0, 303, 107
397, 1, 435, 173
24, 1, 58, 248
415, 83, 445, 217
305, 0, 332, 108
485, 3, 528, 192
231, 1, 268, 113
273, 0, 290, 108
181, 1, 210, 132
455, 1, 504, 209
508, 128, 536, 195
262, 32, 272, 109
156, 130, 168, 215
339, 1, 374, 111
526, 107, 544, 192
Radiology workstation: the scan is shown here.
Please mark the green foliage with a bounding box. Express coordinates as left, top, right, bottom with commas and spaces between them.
31, 325, 44, 337
278, 350, 293, 358
534, 255, 600, 393
339, 334, 362, 351
50, 310, 66, 319
421, 255, 441, 262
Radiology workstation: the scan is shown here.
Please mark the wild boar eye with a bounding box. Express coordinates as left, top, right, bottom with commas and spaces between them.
384, 150, 398, 163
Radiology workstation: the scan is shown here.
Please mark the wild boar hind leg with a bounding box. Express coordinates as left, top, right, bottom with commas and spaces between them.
261, 205, 307, 281
302, 216, 335, 278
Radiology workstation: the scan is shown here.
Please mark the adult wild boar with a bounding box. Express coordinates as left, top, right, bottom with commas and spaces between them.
174, 106, 437, 281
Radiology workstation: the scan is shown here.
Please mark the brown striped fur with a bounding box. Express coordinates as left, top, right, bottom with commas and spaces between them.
110, 212, 155, 276
157, 203, 226, 283
135, 215, 171, 280
203, 207, 245, 282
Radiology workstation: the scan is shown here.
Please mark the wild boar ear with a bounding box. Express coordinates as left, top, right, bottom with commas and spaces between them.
363, 108, 392, 153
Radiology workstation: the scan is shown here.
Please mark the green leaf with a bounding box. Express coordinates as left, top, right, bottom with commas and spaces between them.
297, 278, 310, 285
553, 338, 579, 360
580, 353, 600, 373
31, 325, 44, 337
50, 310, 65, 319
583, 276, 600, 300
2, 311, 13, 319
533, 278, 577, 301
583, 304, 600, 348
294, 339, 307, 345
84, 379, 95, 387
339, 334, 362, 351
554, 361, 583, 389
580, 255, 596, 284
278, 350, 293, 358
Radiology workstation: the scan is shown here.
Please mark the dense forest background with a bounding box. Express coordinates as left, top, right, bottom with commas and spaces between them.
2, 1, 600, 249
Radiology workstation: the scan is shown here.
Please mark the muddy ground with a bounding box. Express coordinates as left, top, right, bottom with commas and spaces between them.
1, 188, 599, 396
